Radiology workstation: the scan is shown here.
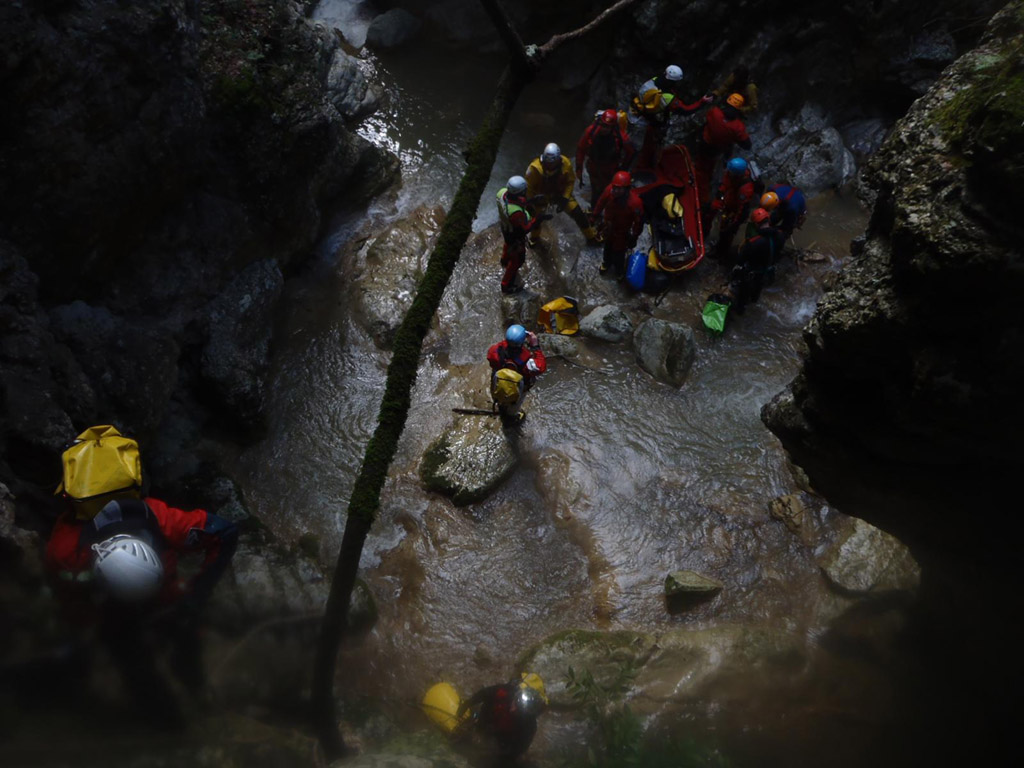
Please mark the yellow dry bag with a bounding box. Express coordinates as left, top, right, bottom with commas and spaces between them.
537, 296, 580, 335
491, 368, 524, 406
422, 682, 468, 734
55, 425, 143, 520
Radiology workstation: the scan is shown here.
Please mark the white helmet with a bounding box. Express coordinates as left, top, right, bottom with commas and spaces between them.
664, 64, 683, 81
507, 175, 527, 195
92, 534, 164, 603
541, 143, 561, 164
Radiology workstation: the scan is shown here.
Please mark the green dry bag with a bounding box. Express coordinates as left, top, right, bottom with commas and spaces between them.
702, 294, 731, 333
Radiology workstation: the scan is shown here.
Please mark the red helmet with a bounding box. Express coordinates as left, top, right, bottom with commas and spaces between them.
600, 109, 618, 126
750, 207, 771, 225
612, 171, 632, 188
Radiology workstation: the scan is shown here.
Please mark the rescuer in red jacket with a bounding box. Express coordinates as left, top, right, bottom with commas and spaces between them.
694, 93, 752, 204
592, 171, 645, 278
575, 109, 634, 207
708, 157, 759, 257
487, 324, 547, 423
46, 492, 238, 727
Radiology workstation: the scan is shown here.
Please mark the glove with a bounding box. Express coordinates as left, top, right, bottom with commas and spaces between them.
526, 359, 540, 373
702, 94, 714, 104
525, 331, 539, 348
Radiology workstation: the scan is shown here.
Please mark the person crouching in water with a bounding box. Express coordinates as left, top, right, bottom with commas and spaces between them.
591, 171, 645, 279
525, 142, 602, 246
729, 207, 783, 313
487, 324, 546, 424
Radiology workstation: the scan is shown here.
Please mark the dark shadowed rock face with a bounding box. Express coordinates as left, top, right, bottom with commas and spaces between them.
0, 0, 394, 308
763, 2, 1024, 556
0, 0, 397, 490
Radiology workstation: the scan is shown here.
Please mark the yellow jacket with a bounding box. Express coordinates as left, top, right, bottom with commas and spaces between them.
525, 156, 574, 203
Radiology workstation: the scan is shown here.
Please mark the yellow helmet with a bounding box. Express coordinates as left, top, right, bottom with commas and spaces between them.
726, 92, 745, 109
661, 193, 684, 219
520, 672, 548, 704
760, 191, 780, 210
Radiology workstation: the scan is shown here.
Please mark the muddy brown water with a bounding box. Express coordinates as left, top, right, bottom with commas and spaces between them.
228, 3, 912, 764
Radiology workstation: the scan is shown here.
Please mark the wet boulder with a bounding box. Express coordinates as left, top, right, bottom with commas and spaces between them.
755, 104, 857, 195
365, 9, 422, 50
326, 48, 379, 121
352, 206, 445, 348
633, 318, 696, 387
500, 287, 543, 329
200, 260, 284, 427
420, 415, 518, 506
664, 569, 723, 612
579, 304, 633, 343
818, 518, 920, 596
537, 332, 580, 360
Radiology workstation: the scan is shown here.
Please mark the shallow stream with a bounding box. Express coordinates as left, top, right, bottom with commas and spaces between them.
229, 3, 898, 763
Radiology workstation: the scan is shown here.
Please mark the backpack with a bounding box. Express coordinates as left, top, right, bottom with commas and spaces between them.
631, 87, 664, 118
587, 114, 624, 164
537, 296, 580, 335
491, 368, 525, 406
56, 425, 143, 520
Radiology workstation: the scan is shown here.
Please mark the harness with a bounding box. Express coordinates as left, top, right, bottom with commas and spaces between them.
496, 188, 531, 240
78, 498, 167, 554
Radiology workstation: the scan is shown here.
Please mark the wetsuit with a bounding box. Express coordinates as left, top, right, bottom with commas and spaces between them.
593, 184, 645, 276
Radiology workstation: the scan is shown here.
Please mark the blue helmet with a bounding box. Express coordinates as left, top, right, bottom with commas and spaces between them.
505, 324, 527, 346
726, 157, 748, 176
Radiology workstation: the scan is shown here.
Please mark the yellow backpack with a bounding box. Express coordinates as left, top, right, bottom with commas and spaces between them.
631, 87, 665, 117
55, 425, 143, 520
491, 368, 525, 406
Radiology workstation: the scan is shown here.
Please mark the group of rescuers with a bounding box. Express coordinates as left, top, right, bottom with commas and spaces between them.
491, 64, 807, 425
33, 423, 549, 756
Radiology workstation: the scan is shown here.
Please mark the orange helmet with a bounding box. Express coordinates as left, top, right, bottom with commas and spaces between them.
726, 93, 745, 109
612, 171, 632, 187
750, 207, 771, 225
760, 191, 779, 210
600, 109, 618, 126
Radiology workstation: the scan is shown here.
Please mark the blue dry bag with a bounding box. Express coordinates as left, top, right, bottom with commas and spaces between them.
626, 251, 647, 291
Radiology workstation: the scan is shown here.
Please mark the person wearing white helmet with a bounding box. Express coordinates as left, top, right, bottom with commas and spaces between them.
495, 175, 549, 293
630, 65, 713, 173
46, 429, 239, 726
524, 142, 602, 246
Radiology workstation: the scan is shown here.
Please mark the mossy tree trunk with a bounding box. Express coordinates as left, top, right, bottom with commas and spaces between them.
310, 1, 642, 759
